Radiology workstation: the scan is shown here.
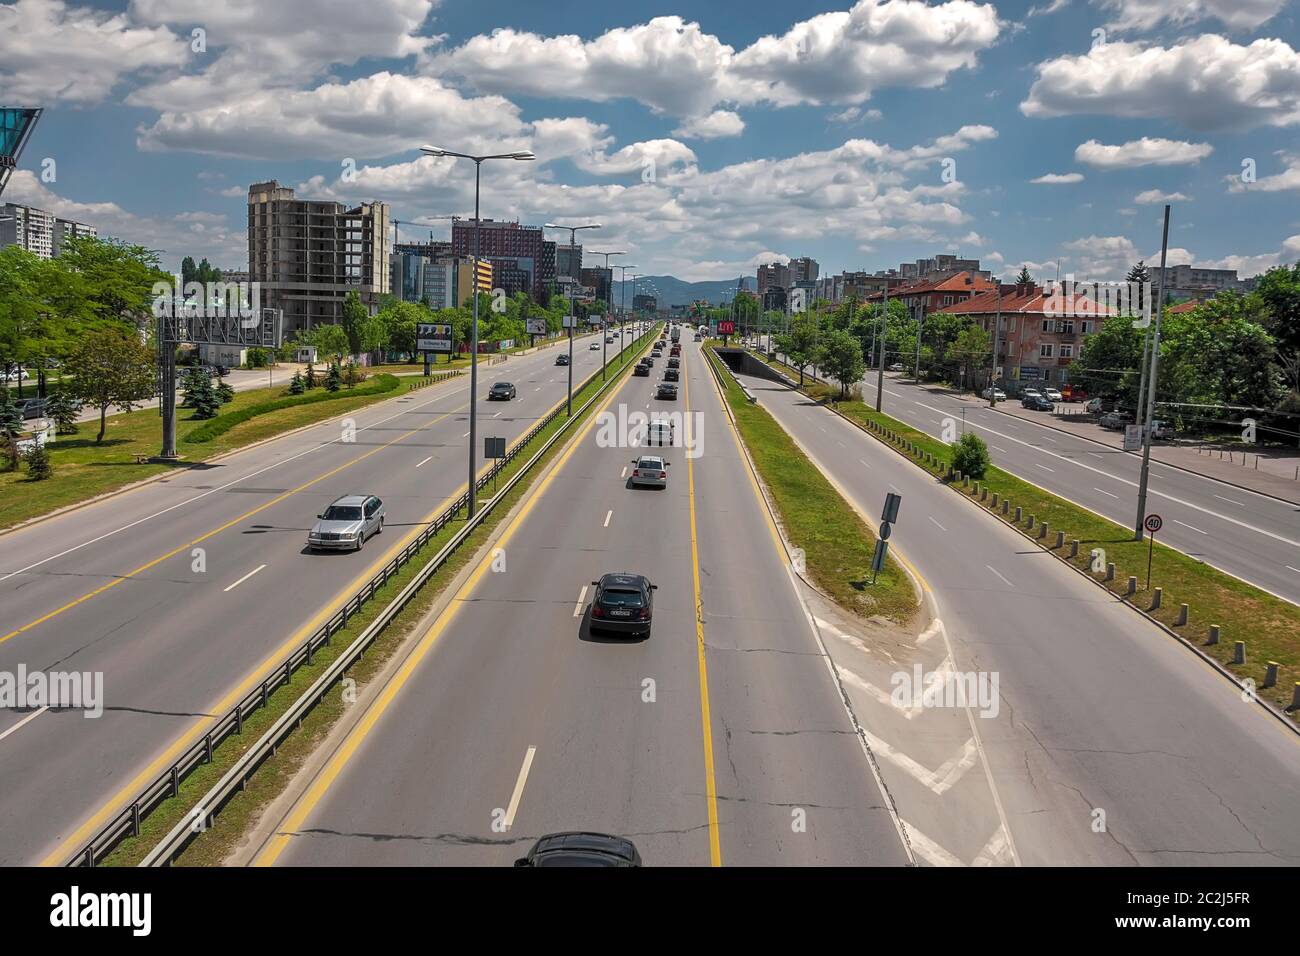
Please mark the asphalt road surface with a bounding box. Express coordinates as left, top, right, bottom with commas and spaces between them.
257, 338, 913, 867
0, 330, 632, 865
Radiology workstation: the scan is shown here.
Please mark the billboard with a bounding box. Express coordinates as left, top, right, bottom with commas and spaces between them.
525, 318, 547, 335
717, 320, 735, 335
417, 323, 453, 352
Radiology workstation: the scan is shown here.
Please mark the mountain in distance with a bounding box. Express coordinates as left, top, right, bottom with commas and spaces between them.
609, 275, 753, 308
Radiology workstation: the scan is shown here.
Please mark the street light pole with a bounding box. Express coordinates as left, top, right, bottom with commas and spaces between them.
988, 286, 1002, 407
1133, 204, 1172, 541
545, 222, 601, 415
592, 250, 625, 381
420, 144, 535, 519
616, 264, 637, 366
875, 280, 890, 412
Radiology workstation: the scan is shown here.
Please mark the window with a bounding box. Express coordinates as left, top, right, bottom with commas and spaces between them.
1042, 319, 1053, 333
1059, 344, 1074, 358
1039, 344, 1055, 358
1081, 321, 1091, 334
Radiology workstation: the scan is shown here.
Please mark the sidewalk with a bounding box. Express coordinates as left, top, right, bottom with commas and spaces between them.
933, 383, 1300, 505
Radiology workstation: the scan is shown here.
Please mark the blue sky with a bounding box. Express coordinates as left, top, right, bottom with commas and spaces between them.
3, 0, 1299, 282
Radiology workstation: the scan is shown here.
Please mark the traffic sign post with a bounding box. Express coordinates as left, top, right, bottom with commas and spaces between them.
485, 436, 506, 494
871, 492, 903, 584
1144, 513, 1162, 590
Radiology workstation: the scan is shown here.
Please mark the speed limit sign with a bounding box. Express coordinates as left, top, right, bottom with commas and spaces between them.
1144, 514, 1163, 534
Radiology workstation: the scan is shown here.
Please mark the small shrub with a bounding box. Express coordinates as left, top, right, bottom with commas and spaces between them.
950, 431, 991, 480
24, 442, 52, 480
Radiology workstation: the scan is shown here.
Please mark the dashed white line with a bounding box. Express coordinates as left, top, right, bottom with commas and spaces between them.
986, 565, 1014, 588
1213, 494, 1244, 507
603, 510, 612, 528
928, 516, 947, 532
223, 564, 267, 593
1092, 487, 1119, 499
859, 458, 872, 469
461, 430, 471, 438
1034, 463, 1055, 473
992, 445, 1008, 454
573, 585, 588, 618
1174, 519, 1207, 534
620, 466, 628, 478
502, 745, 537, 831
415, 455, 433, 468
0, 707, 48, 744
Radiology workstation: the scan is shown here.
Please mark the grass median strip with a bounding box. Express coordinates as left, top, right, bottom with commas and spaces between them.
705, 345, 915, 624
752, 349, 1299, 722
96, 331, 658, 867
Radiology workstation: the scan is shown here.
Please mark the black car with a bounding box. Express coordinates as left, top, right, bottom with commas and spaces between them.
663, 367, 680, 382
17, 397, 47, 420
514, 831, 643, 867
656, 382, 678, 400
1021, 394, 1054, 411
633, 363, 650, 377
589, 572, 657, 637
643, 356, 655, 367
488, 381, 516, 401
555, 354, 569, 366
667, 357, 680, 368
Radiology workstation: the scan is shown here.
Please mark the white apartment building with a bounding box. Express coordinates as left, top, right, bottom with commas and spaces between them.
0, 202, 96, 259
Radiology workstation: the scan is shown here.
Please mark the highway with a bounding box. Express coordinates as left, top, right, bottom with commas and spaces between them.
254, 338, 913, 866
758, 336, 1300, 606
0, 329, 630, 865
734, 364, 1300, 865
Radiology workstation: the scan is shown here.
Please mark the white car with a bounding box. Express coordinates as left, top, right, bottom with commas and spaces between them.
982, 386, 1007, 401
589, 342, 601, 350
1043, 387, 1064, 402
645, 419, 675, 448
629, 455, 670, 488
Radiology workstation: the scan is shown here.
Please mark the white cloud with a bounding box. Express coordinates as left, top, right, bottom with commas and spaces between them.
1060, 233, 1300, 281
828, 106, 884, 123
1022, 35, 1300, 131
673, 110, 746, 140
2, 169, 245, 267
427, 3, 1002, 119
0, 0, 188, 104
1075, 137, 1213, 168
1227, 153, 1300, 192
1027, 0, 1070, 16
137, 72, 528, 159
1135, 189, 1191, 203
1095, 0, 1287, 31
1030, 172, 1084, 184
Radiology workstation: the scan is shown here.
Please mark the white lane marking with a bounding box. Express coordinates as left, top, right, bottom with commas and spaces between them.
1174, 519, 1207, 534
573, 585, 588, 618
461, 430, 471, 438
223, 564, 267, 593
0, 707, 48, 743
972, 825, 1016, 867
928, 516, 947, 532
502, 745, 537, 831
911, 399, 1300, 550
1087, 453, 1104, 459
1092, 487, 1119, 499
1287, 566, 1300, 574
1034, 463, 1055, 473
865, 731, 980, 796
836, 665, 924, 719
620, 466, 628, 479
992, 445, 1008, 453
1213, 494, 1243, 507
603, 510, 612, 528
859, 458, 872, 469
493, 411, 502, 418
903, 820, 965, 867
415, 456, 433, 468
1042, 435, 1057, 443
916, 618, 945, 646
986, 565, 1014, 588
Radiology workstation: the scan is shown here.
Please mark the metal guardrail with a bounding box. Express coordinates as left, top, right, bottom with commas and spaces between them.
63, 330, 659, 868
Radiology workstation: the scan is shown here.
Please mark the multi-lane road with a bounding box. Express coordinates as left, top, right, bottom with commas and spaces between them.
0, 331, 628, 865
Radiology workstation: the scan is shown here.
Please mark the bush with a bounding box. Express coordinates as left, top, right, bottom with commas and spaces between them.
184, 374, 401, 444
950, 431, 991, 480
44, 387, 80, 435
190, 374, 221, 419
304, 362, 317, 389
216, 380, 235, 404
326, 364, 342, 392
24, 442, 51, 480
288, 371, 305, 395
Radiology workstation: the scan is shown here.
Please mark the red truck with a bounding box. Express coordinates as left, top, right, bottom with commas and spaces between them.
1060, 384, 1088, 402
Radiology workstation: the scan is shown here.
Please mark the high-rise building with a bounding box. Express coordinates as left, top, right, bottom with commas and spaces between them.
789, 257, 819, 284
580, 266, 612, 305
247, 180, 390, 334
556, 243, 582, 280
757, 261, 791, 294
451, 219, 550, 302
633, 294, 657, 312
0, 202, 96, 259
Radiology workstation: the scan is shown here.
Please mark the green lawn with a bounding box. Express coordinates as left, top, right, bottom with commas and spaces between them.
0, 375, 424, 531
705, 347, 917, 624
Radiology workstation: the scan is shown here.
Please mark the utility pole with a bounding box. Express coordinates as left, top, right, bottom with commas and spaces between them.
987, 286, 1002, 406
1133, 204, 1172, 541
875, 280, 889, 412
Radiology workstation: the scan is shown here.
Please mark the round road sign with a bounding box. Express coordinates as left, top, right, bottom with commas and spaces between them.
1144, 514, 1163, 533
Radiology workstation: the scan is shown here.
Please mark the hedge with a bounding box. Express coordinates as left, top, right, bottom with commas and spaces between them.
183, 374, 402, 444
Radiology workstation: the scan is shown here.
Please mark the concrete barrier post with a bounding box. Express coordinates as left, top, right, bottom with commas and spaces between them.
1290, 683, 1300, 712
1105, 562, 1115, 582
1054, 530, 1064, 548
991, 492, 999, 507
1207, 624, 1220, 646
1263, 661, 1278, 688
954, 469, 962, 483
1027, 514, 1035, 530
1126, 575, 1137, 596
1233, 640, 1245, 665
1069, 539, 1079, 558
1151, 587, 1162, 610
1038, 522, 1048, 540
1176, 603, 1188, 626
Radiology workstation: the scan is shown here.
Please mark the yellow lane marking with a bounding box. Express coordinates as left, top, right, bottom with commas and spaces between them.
254, 353, 644, 866
683, 358, 723, 867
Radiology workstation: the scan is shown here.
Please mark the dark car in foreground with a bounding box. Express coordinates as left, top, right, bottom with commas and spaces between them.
488, 381, 516, 401
633, 363, 650, 377
656, 382, 678, 400
1021, 394, 1054, 411
555, 353, 569, 366
514, 831, 643, 867
589, 572, 657, 637
663, 367, 679, 382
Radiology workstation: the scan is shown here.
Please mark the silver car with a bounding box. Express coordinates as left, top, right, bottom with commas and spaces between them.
629, 455, 670, 488
308, 494, 385, 552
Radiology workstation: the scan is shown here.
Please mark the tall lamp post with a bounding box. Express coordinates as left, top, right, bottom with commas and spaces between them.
545, 222, 602, 415
420, 145, 535, 520
591, 250, 625, 380
616, 264, 637, 365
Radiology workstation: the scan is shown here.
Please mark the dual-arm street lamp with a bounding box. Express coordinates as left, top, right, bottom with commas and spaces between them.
544, 222, 601, 414
616, 264, 637, 365
591, 250, 625, 380
420, 145, 535, 520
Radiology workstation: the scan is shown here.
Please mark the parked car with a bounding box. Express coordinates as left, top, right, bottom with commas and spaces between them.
555, 354, 569, 366
1100, 410, 1133, 431
1060, 384, 1088, 402
514, 832, 642, 867
1086, 397, 1106, 415
17, 397, 47, 420
307, 495, 385, 552
663, 367, 680, 382
488, 381, 516, 401
1043, 387, 1064, 402
889, 363, 905, 372
1021, 387, 1043, 399
656, 382, 678, 400
1022, 394, 1054, 411
629, 454, 670, 488
588, 572, 657, 637
1149, 419, 1177, 440
982, 386, 1007, 401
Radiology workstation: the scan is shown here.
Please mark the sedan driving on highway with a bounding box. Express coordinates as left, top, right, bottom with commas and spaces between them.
629, 454, 670, 488
308, 495, 385, 552
514, 831, 642, 867
588, 572, 657, 637
663, 367, 679, 382
589, 342, 601, 350
656, 382, 678, 400
633, 363, 650, 377
488, 381, 516, 401
555, 354, 569, 366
